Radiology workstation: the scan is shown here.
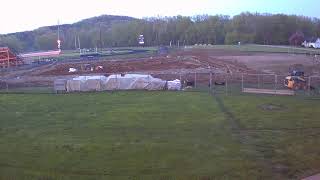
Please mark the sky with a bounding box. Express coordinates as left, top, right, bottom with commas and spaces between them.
0, 0, 319, 34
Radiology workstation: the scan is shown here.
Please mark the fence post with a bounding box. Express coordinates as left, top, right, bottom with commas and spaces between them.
115, 74, 118, 91
258, 74, 260, 88
308, 76, 311, 96
209, 72, 212, 90
212, 73, 215, 94
241, 74, 244, 92
179, 73, 182, 90
225, 75, 228, 95
194, 72, 197, 88
274, 75, 277, 95
6, 82, 8, 93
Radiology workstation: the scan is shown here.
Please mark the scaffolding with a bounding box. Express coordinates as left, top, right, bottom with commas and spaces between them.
0, 47, 23, 68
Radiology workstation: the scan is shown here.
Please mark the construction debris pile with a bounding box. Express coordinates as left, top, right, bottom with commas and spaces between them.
54, 74, 182, 92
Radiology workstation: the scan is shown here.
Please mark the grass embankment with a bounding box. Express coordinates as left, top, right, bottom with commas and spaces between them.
0, 92, 319, 179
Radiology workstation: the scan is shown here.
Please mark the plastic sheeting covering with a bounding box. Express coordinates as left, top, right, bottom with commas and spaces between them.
167, 79, 182, 90
104, 74, 166, 90
66, 80, 82, 92
66, 74, 167, 92
54, 79, 67, 91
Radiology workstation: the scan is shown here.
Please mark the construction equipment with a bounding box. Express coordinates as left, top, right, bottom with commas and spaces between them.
284, 70, 307, 90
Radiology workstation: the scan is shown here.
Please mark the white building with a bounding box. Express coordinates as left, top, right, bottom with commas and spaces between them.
302, 38, 320, 49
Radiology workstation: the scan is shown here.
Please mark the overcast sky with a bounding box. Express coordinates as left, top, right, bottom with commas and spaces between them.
1, 0, 319, 34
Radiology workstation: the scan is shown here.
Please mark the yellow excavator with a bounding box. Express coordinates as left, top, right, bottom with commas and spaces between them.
284, 70, 307, 90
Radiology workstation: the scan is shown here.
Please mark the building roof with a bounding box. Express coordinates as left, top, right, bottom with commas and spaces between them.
21, 50, 61, 58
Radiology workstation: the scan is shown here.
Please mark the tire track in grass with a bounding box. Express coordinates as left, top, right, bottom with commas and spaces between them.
211, 93, 286, 179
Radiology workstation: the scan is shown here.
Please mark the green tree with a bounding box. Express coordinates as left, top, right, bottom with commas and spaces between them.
35, 33, 58, 50
0, 35, 24, 52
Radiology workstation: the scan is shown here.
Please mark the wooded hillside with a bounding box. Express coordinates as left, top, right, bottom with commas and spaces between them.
0, 13, 319, 52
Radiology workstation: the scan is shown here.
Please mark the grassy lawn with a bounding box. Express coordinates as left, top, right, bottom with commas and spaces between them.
222, 95, 320, 179
193, 44, 320, 54
0, 87, 54, 94
0, 92, 320, 179
57, 47, 157, 60
25, 47, 158, 62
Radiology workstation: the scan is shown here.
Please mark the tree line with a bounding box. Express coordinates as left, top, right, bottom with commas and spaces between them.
1, 13, 320, 52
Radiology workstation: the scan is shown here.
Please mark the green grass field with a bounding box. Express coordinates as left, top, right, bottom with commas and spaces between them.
0, 92, 320, 179
193, 44, 320, 54
26, 47, 158, 61
58, 47, 158, 60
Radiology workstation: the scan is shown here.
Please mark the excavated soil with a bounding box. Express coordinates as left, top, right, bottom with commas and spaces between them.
3, 48, 320, 87
38, 49, 256, 76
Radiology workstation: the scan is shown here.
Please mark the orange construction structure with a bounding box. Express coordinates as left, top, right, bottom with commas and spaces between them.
0, 47, 23, 68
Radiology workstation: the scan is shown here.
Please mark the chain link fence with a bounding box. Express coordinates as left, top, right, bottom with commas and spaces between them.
1, 72, 320, 96
0, 80, 54, 94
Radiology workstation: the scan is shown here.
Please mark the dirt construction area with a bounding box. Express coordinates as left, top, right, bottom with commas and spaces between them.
38, 49, 320, 75
2, 48, 320, 85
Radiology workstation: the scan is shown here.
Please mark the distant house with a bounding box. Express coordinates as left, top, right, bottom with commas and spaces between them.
302, 38, 320, 49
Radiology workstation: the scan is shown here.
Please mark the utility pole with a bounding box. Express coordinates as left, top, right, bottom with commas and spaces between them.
78, 36, 81, 54
57, 20, 61, 50
74, 36, 77, 50
57, 20, 60, 41
99, 24, 102, 52
78, 36, 81, 50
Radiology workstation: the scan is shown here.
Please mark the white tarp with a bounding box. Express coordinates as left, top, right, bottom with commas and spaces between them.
73, 75, 107, 81
316, 38, 320, 48
54, 79, 67, 91
84, 79, 102, 91
66, 80, 81, 92
66, 74, 167, 92
69, 68, 77, 73
67, 76, 106, 92
167, 79, 182, 90
104, 74, 166, 90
